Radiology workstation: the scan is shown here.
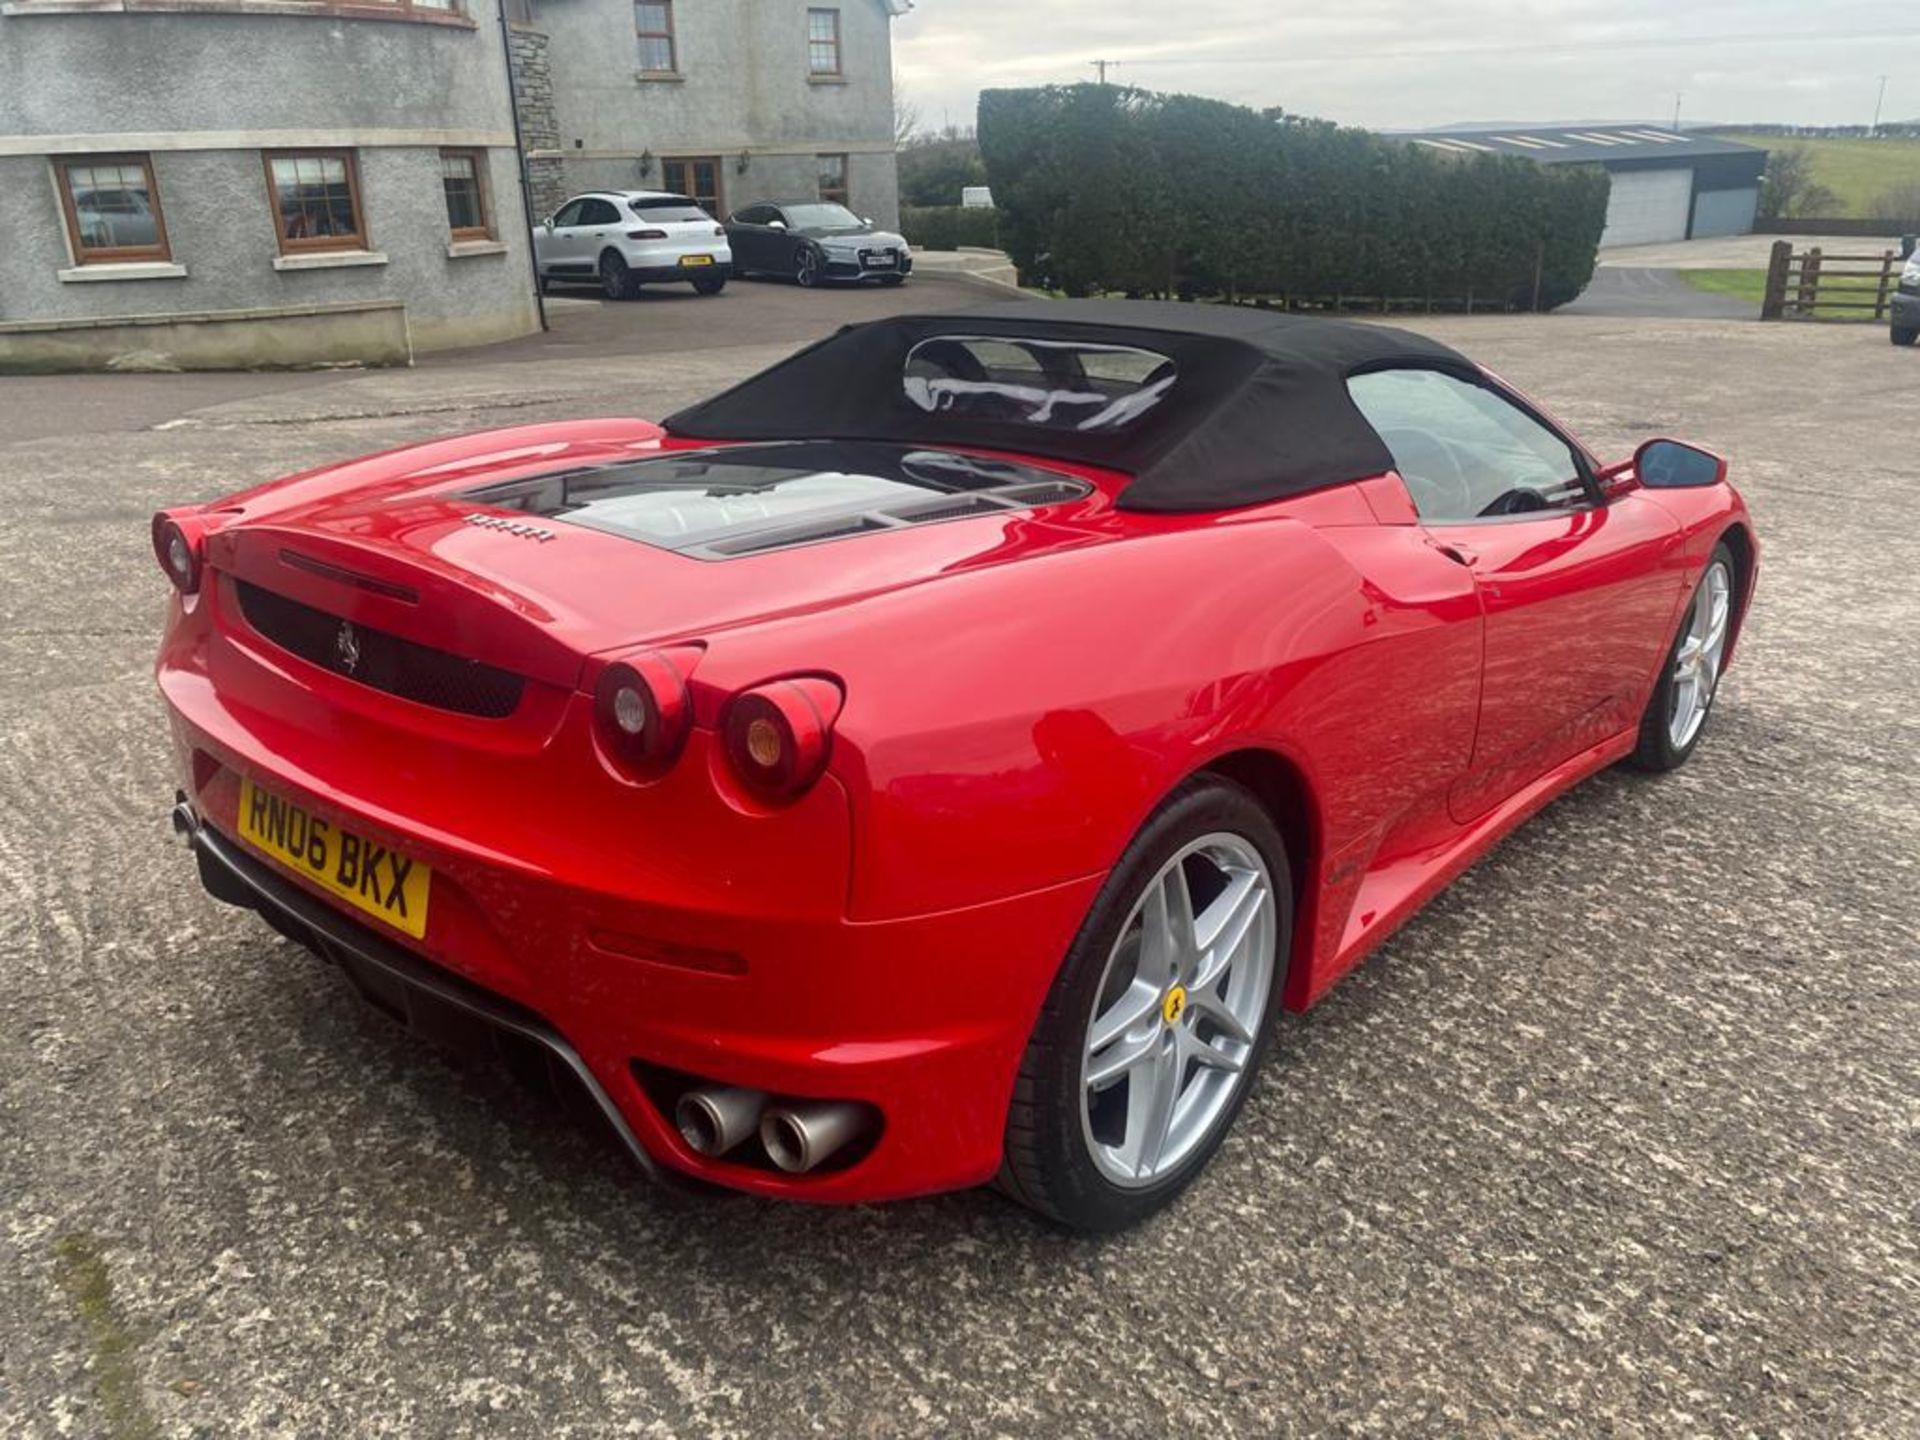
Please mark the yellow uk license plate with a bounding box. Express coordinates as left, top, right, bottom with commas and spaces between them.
237, 776, 431, 939
680, 254, 715, 266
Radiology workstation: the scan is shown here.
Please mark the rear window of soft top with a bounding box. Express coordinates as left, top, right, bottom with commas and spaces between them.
903, 335, 1177, 433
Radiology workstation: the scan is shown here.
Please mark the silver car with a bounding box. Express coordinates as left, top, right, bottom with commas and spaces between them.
535, 190, 732, 299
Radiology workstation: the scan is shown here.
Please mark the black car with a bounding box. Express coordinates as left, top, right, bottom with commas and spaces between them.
726, 202, 913, 287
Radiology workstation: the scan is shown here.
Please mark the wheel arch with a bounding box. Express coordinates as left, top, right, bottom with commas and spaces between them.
1194, 746, 1322, 1000
1716, 520, 1758, 666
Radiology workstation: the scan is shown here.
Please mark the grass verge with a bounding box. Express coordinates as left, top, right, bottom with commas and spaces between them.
1716, 133, 1920, 218
1679, 267, 1894, 321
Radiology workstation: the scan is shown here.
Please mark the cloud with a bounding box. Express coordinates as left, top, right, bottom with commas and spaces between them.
893, 0, 1916, 131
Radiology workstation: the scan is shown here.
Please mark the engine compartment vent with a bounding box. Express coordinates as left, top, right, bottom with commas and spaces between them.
461, 439, 1095, 561
233, 578, 526, 719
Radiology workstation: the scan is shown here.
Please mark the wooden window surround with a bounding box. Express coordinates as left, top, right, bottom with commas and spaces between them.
263, 150, 369, 253
55, 153, 170, 264
439, 149, 493, 240
816, 154, 849, 207
635, 0, 676, 73
806, 7, 842, 77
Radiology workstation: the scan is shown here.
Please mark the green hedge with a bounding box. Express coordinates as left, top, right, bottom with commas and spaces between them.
901, 205, 1003, 251
977, 85, 1610, 310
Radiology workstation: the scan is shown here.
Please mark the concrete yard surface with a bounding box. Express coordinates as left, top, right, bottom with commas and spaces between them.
1597, 233, 1909, 270
1, 305, 1916, 1437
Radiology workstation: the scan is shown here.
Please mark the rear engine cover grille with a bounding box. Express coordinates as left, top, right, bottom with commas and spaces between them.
234, 579, 525, 719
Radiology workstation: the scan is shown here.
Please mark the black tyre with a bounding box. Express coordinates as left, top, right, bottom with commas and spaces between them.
999, 777, 1291, 1232
795, 246, 823, 288
599, 251, 635, 300
691, 273, 727, 296
1891, 324, 1918, 347
1630, 541, 1737, 772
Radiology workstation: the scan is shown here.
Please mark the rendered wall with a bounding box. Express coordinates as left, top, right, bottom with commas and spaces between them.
0, 7, 541, 363
527, 0, 901, 226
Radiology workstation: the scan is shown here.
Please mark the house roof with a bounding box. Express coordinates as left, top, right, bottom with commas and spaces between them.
1386, 126, 1766, 166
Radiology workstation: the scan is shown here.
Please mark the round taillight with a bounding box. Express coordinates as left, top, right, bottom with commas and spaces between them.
152, 513, 203, 595
594, 649, 696, 776
722, 677, 844, 802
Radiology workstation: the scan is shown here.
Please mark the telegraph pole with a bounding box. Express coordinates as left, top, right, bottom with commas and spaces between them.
1671, 93, 1682, 131
1872, 75, 1889, 136
1091, 59, 1120, 85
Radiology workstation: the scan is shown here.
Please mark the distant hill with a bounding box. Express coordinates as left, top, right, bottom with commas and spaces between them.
1701, 123, 1920, 140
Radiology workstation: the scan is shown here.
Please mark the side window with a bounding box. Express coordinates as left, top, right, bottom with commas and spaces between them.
579, 198, 621, 226
1347, 368, 1588, 522
734, 205, 771, 226
552, 199, 587, 228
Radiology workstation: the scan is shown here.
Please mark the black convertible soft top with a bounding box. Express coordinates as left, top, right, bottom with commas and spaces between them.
662, 299, 1474, 513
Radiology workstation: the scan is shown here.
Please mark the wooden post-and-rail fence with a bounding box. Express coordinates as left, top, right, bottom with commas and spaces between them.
1761, 240, 1903, 322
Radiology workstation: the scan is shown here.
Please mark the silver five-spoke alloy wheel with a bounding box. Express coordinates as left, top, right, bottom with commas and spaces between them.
1669, 559, 1732, 750
1079, 833, 1277, 1188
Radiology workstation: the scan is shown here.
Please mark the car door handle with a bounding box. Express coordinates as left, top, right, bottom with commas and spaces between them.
1426, 538, 1477, 567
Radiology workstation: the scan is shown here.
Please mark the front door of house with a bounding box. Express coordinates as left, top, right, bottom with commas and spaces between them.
663, 157, 724, 220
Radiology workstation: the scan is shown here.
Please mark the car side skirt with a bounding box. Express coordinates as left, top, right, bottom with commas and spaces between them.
1292, 723, 1640, 1009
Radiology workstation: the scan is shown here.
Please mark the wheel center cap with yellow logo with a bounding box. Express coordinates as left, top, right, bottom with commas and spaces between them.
1162, 984, 1188, 1026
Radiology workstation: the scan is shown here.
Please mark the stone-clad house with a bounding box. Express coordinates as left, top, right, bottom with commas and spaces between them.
509, 0, 911, 226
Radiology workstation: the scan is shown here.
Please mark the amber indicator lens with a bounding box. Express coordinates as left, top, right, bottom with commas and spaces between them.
745, 716, 784, 768
722, 678, 844, 802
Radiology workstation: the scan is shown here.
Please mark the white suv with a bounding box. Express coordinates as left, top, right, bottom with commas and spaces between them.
535, 190, 733, 299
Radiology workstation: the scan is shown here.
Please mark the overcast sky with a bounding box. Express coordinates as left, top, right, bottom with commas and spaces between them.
892, 1, 1919, 134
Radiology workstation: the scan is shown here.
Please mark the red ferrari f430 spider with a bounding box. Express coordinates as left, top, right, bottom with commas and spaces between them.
155, 302, 1757, 1230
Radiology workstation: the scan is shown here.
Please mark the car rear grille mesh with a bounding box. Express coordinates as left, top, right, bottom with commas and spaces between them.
233, 579, 525, 719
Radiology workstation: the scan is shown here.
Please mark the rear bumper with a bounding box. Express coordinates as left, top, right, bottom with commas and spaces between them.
629, 260, 733, 284
179, 804, 671, 1184
161, 704, 1100, 1204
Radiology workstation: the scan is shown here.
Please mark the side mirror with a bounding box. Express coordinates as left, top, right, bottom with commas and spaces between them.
1635, 438, 1727, 489
768, 219, 787, 231
538, 217, 553, 232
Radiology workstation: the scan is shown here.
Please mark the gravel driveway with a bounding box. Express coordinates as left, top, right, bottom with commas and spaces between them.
2, 309, 1915, 1438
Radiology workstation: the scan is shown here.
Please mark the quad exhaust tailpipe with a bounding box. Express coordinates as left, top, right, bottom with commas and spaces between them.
759, 1100, 872, 1174
674, 1085, 767, 1158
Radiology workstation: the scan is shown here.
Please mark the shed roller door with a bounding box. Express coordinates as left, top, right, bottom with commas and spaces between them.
1600, 168, 1694, 248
